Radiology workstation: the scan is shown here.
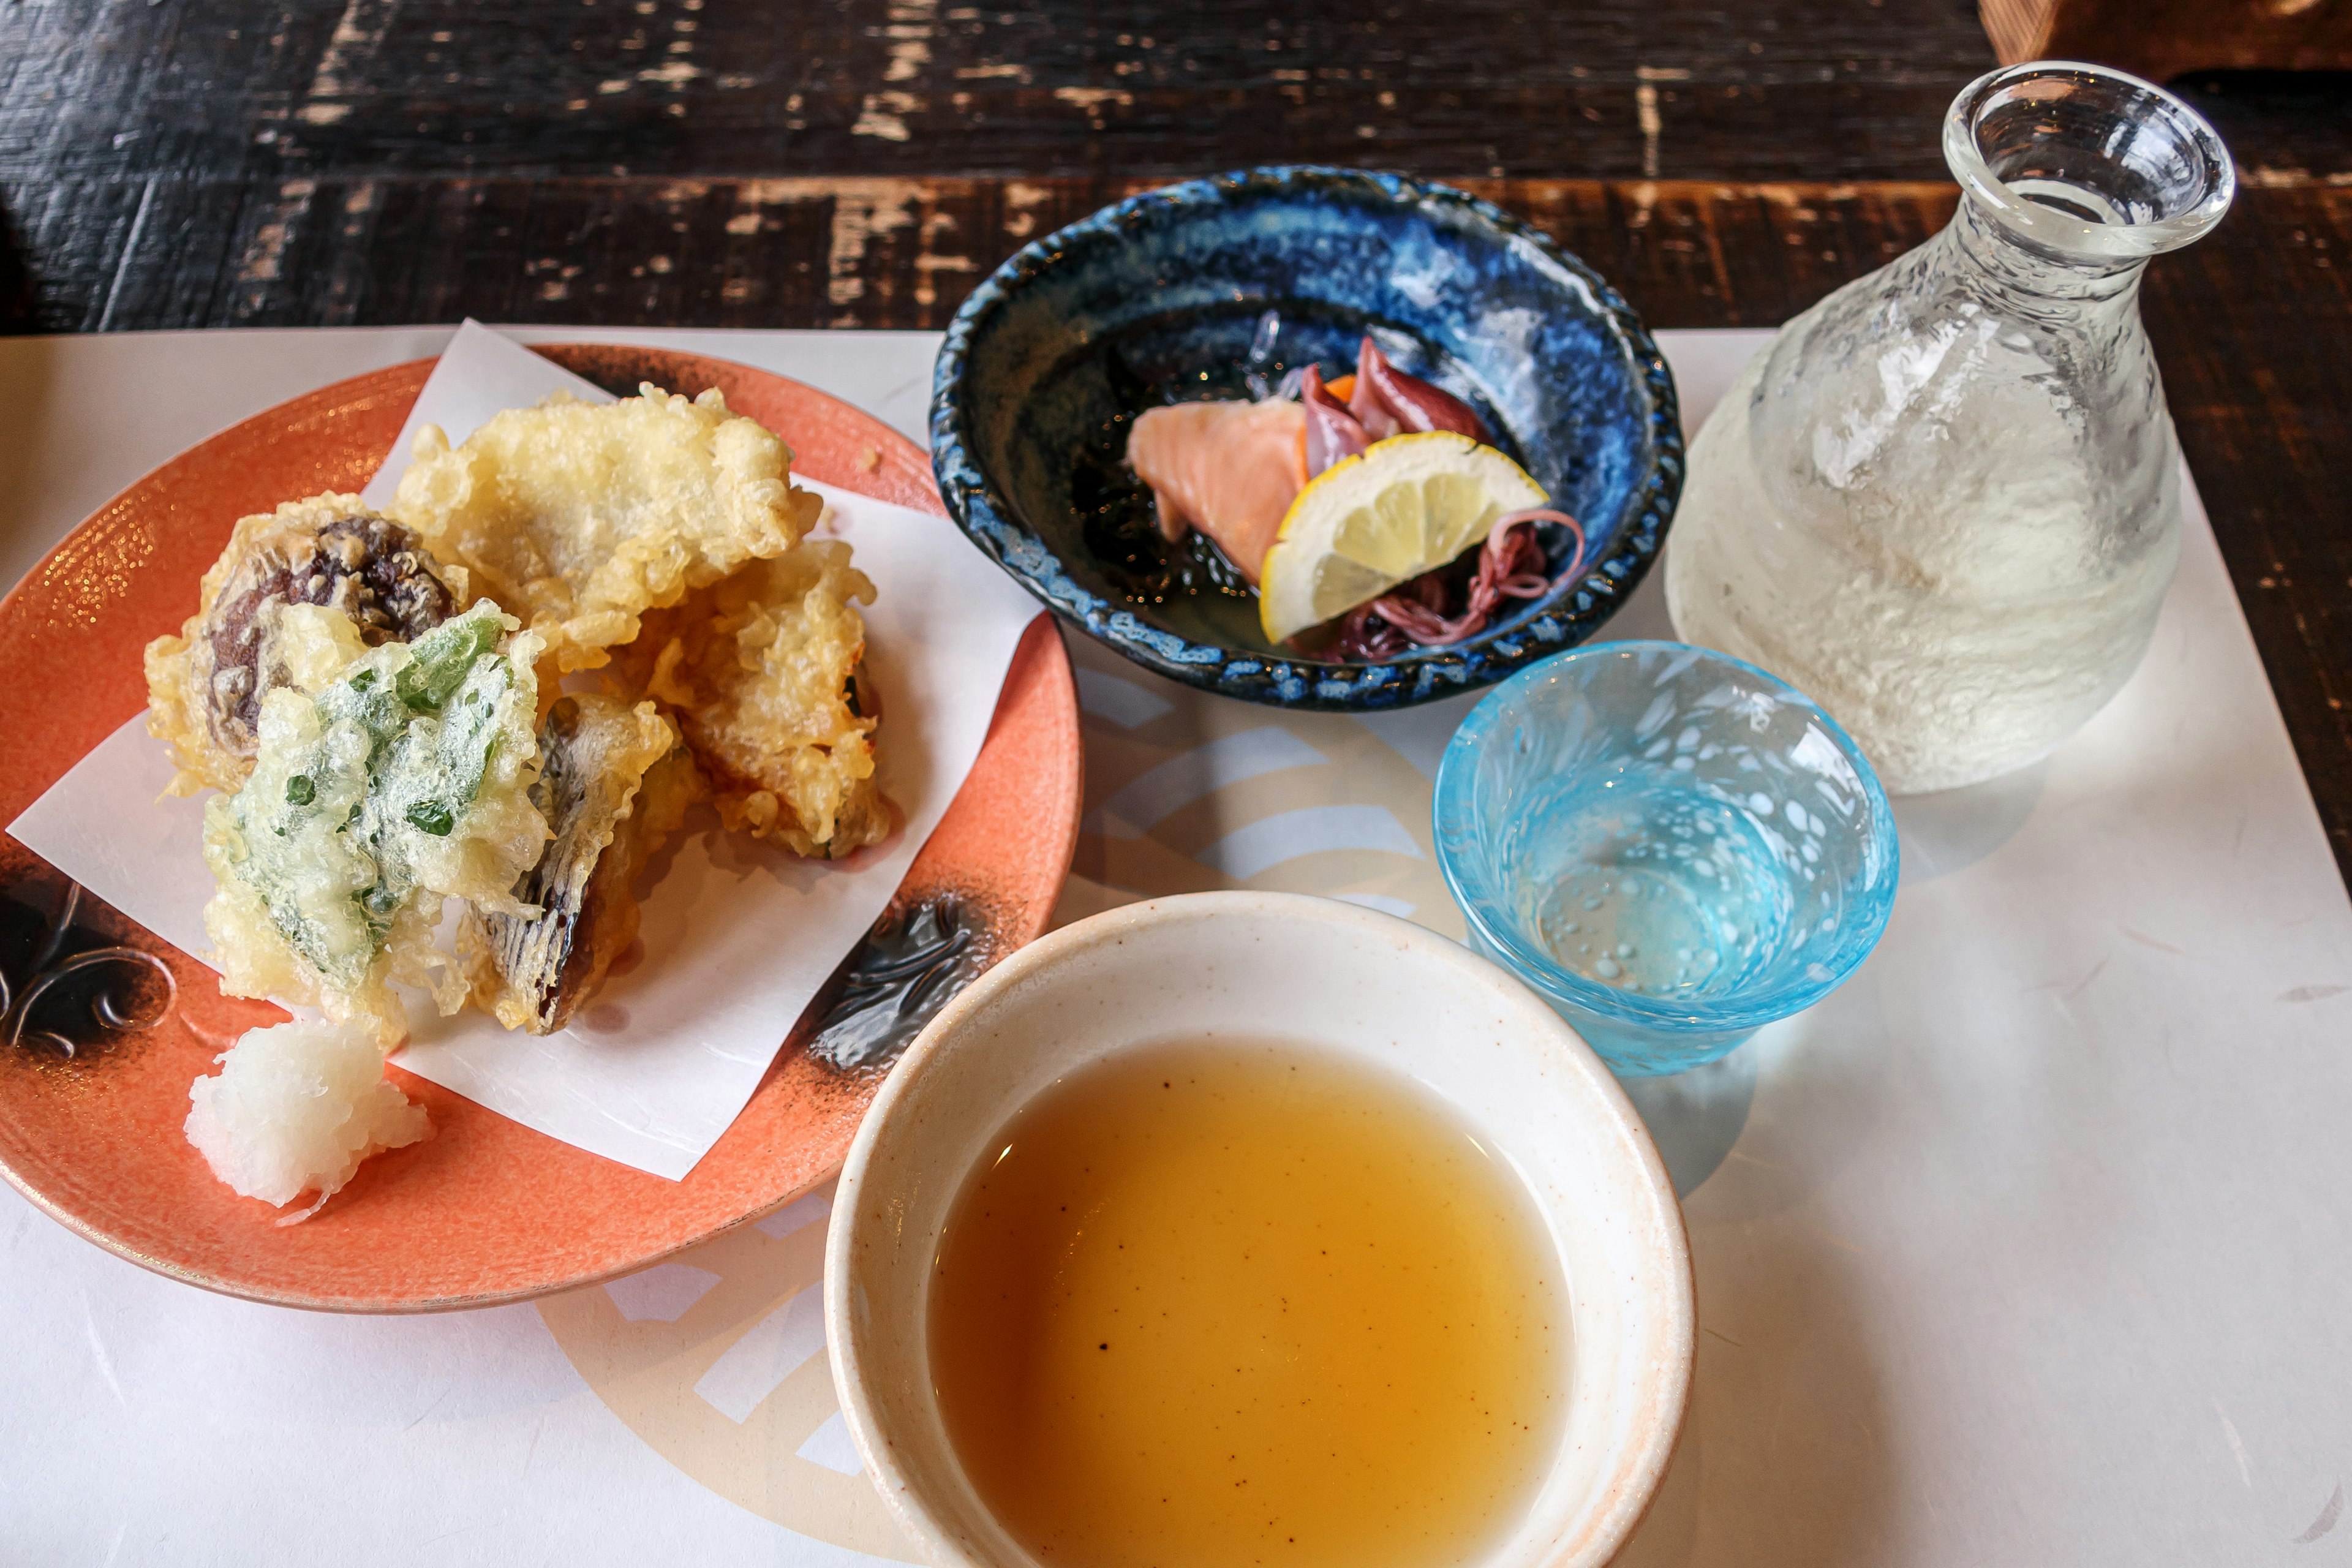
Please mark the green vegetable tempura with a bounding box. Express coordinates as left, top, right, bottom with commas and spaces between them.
200, 599, 551, 1043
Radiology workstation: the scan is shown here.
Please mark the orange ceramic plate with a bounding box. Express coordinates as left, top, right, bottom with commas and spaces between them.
0, 345, 1079, 1311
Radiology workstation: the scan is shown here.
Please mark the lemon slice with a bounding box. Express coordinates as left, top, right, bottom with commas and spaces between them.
1257, 431, 1547, 644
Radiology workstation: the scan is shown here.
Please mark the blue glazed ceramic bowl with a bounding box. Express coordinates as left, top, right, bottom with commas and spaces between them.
930, 167, 1684, 711
1434, 642, 1899, 1076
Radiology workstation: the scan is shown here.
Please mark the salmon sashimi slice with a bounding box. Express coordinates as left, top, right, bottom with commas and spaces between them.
1125, 398, 1308, 584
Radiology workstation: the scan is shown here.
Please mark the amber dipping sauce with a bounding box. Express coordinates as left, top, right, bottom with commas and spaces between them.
927, 1039, 1569, 1568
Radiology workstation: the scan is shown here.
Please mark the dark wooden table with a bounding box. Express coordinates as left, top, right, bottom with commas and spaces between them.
3, 2, 2347, 882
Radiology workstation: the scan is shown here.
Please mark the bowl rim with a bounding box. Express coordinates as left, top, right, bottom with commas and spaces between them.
824, 889, 1696, 1568
929, 164, 1686, 712
1433, 639, 1901, 1031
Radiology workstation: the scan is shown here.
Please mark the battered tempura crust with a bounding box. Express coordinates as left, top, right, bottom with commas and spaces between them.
149, 380, 893, 1069
462, 695, 704, 1035
389, 385, 823, 675
145, 494, 466, 796
200, 603, 549, 1045
633, 539, 887, 859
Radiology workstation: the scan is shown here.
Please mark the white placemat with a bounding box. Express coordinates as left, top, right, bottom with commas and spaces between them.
2, 326, 2347, 1567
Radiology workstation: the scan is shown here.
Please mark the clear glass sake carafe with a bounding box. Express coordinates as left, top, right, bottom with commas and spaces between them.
1664, 62, 2234, 795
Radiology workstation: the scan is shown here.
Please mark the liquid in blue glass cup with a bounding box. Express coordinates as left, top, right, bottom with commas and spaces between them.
1434, 641, 1899, 1076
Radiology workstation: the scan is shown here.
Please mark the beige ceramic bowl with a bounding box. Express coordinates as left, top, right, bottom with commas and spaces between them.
824, 891, 1693, 1568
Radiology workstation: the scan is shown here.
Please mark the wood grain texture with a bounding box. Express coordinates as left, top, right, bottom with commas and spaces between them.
3, 175, 1970, 336
1984, 0, 2352, 77
0, 2, 2341, 330
2173, 70, 2352, 186
0, 0, 1999, 185
2143, 183, 2352, 880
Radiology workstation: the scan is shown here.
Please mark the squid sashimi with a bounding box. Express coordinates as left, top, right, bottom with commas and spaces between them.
1300, 365, 1369, 474
1121, 333, 1583, 656
1354, 339, 1490, 442
1126, 397, 1307, 585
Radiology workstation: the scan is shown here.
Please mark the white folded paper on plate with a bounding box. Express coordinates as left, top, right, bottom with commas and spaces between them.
8, 321, 1044, 1180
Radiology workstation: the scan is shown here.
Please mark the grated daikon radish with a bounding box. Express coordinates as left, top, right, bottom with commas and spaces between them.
185, 1019, 430, 1213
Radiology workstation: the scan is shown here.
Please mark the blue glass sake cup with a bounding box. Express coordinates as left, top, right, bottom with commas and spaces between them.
1434, 641, 1899, 1076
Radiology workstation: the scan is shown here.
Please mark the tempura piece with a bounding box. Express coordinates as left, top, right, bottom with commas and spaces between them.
388, 385, 822, 674
201, 601, 549, 1044
146, 496, 466, 796
632, 540, 887, 859
462, 695, 704, 1035
185, 1018, 429, 1215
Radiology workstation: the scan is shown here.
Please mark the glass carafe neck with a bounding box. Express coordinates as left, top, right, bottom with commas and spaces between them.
1940, 61, 2233, 301
1941, 197, 2146, 313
